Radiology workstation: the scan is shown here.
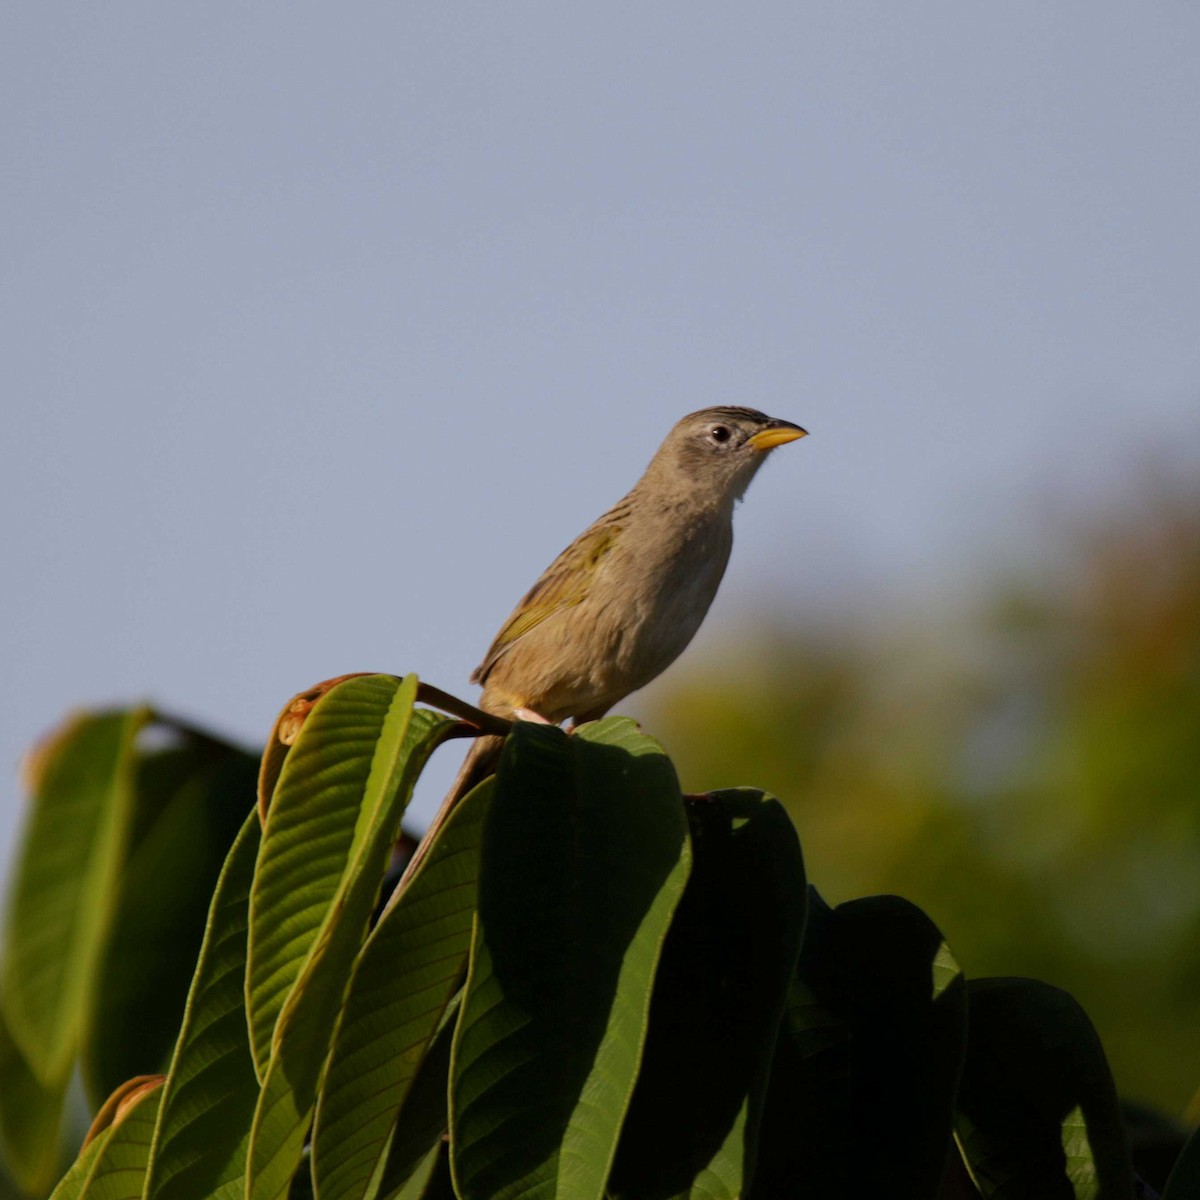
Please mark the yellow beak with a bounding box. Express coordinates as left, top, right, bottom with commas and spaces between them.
746, 423, 808, 451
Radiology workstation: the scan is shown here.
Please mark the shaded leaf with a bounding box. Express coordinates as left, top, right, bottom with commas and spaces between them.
1163, 1121, 1200, 1200
450, 718, 691, 1200
143, 810, 262, 1200
1120, 1100, 1189, 1195
609, 788, 807, 1200
82, 740, 258, 1103
0, 998, 66, 1195
753, 891, 967, 1199
954, 977, 1134, 1199
751, 890, 844, 1197
388, 1142, 454, 1200
1, 709, 151, 1083
376, 996, 459, 1199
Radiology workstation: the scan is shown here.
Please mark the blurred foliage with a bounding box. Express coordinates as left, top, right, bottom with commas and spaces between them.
649, 479, 1200, 1113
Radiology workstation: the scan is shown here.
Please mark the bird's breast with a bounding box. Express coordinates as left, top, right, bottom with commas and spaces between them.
596, 514, 733, 689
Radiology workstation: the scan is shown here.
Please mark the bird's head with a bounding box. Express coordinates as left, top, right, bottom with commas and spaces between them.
651, 406, 808, 503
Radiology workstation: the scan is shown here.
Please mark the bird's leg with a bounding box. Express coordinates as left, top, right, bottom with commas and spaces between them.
513, 707, 556, 725
567, 704, 614, 733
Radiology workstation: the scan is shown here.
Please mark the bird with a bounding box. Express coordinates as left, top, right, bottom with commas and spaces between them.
396, 406, 807, 891
474, 405, 807, 724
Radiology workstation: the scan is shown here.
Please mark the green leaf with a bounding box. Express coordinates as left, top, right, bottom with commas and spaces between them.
608, 789, 807, 1200
246, 685, 457, 1200
1164, 1121, 1200, 1200
449, 718, 692, 1200
1, 708, 151, 1084
753, 891, 967, 1199
142, 810, 263, 1200
246, 676, 454, 1081
954, 977, 1134, 1199
0, 998, 66, 1195
750, 890, 844, 1198
312, 774, 493, 1200
246, 676, 412, 1075
375, 995, 460, 1198
55, 1078, 163, 1200
81, 740, 258, 1104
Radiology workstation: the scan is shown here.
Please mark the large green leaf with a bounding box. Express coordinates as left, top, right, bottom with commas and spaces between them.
449, 718, 692, 1200
312, 774, 493, 1200
246, 675, 424, 1076
0, 998, 66, 1195
51, 1078, 163, 1200
246, 686, 457, 1200
954, 977, 1134, 1199
1, 709, 151, 1084
753, 891, 967, 1198
142, 810, 263, 1200
81, 740, 258, 1104
750, 891, 845, 1198
608, 789, 807, 1200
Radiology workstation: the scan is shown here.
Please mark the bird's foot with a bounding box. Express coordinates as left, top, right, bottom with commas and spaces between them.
513, 707, 556, 725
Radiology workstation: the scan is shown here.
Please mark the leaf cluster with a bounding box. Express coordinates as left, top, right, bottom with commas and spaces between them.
0, 673, 1195, 1198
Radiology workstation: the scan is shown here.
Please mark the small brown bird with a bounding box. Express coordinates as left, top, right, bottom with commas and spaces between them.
472, 405, 807, 725
398, 407, 806, 888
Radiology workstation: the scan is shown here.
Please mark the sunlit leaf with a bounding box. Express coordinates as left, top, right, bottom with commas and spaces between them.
247, 675, 441, 1075
312, 774, 492, 1200
46, 1136, 104, 1200
246, 682, 457, 1200
55, 1077, 163, 1200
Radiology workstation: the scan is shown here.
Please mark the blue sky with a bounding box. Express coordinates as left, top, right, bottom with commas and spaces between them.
4, 3, 1199, 865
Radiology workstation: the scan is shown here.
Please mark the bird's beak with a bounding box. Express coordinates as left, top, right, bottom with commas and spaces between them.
746, 420, 808, 451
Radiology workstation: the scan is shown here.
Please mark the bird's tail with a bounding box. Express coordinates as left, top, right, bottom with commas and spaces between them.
444, 732, 504, 816
392, 731, 504, 895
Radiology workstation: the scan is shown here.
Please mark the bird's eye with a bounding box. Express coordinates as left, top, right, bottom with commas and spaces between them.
708, 424, 732, 444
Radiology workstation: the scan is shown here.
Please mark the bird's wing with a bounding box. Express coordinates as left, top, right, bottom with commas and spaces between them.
471, 520, 621, 684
